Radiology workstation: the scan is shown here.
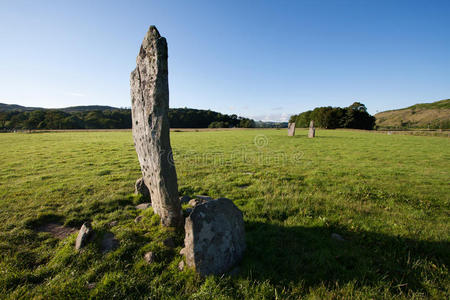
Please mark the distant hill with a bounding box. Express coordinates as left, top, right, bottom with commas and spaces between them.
61, 105, 119, 112
375, 99, 450, 129
0, 103, 119, 112
0, 103, 44, 112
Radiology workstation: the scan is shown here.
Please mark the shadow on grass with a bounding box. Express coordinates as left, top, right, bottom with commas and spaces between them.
242, 221, 449, 294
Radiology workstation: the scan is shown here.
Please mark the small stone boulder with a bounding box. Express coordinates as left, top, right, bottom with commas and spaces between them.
188, 195, 212, 207
135, 177, 151, 200
182, 198, 246, 275
135, 203, 151, 210
75, 222, 93, 250
144, 251, 155, 264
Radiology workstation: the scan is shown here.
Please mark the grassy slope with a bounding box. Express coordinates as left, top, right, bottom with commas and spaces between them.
0, 130, 449, 299
375, 99, 450, 128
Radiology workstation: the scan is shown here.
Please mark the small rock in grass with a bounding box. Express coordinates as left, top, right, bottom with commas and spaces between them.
163, 237, 175, 248
135, 177, 151, 199
179, 195, 190, 204
135, 203, 151, 210
75, 222, 93, 251
86, 282, 96, 289
188, 196, 211, 207
134, 215, 143, 223
108, 221, 118, 227
178, 260, 185, 271
144, 251, 155, 264
331, 233, 345, 241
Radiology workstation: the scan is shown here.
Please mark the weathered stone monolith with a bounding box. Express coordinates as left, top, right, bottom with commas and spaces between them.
308, 120, 315, 138
130, 26, 183, 228
288, 122, 296, 136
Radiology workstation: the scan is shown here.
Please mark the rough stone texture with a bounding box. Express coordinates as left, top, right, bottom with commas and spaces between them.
75, 222, 93, 250
182, 198, 246, 276
131, 26, 182, 228
288, 122, 296, 136
308, 120, 315, 138
135, 203, 151, 210
135, 177, 151, 200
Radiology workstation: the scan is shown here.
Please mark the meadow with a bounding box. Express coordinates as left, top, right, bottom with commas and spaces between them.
0, 129, 448, 299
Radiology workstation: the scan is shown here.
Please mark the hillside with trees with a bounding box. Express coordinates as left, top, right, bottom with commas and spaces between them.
0, 104, 256, 130
374, 99, 450, 129
289, 102, 376, 130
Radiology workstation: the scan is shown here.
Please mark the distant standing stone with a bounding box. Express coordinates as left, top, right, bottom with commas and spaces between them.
75, 222, 93, 251
308, 120, 315, 138
182, 198, 246, 275
135, 177, 150, 200
130, 26, 183, 228
288, 122, 296, 136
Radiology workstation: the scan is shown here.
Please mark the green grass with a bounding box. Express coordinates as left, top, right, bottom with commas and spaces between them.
0, 129, 449, 299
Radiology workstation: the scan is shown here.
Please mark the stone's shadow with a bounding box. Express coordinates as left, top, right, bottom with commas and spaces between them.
242, 222, 449, 294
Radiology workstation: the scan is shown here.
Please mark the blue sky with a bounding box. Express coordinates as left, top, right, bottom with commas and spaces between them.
0, 0, 449, 121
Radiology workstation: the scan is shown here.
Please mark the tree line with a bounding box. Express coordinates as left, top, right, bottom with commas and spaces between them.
0, 108, 256, 130
289, 102, 376, 130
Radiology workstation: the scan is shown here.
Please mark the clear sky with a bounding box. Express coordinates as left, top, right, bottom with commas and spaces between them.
0, 0, 449, 121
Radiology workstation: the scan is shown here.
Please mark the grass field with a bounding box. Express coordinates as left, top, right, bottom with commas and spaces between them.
0, 129, 449, 299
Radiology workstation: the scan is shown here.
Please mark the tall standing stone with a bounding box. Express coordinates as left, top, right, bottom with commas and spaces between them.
288, 122, 296, 136
308, 120, 315, 138
130, 26, 182, 227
